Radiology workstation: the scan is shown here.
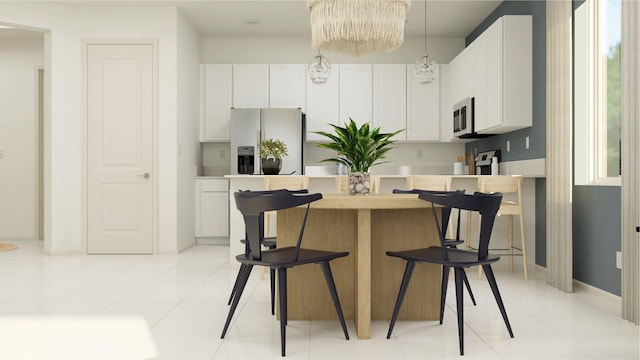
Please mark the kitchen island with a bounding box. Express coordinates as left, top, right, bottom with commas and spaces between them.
276, 194, 441, 340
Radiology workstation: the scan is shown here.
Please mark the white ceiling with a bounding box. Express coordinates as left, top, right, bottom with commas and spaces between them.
1, 1, 502, 40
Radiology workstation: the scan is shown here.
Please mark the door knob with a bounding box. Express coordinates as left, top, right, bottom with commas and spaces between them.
137, 173, 150, 179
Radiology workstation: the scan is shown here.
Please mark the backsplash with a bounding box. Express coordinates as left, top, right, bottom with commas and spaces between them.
203, 142, 465, 176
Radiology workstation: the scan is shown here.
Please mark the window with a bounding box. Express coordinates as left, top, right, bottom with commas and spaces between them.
574, 0, 621, 185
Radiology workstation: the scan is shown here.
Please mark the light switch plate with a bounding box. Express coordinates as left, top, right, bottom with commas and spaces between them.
506, 141, 511, 152
525, 136, 530, 149
616, 251, 622, 269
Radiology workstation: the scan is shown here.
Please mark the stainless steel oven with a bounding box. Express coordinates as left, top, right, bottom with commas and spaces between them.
453, 97, 474, 137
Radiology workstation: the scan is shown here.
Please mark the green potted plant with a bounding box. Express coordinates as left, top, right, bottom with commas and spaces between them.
314, 118, 403, 195
258, 138, 288, 175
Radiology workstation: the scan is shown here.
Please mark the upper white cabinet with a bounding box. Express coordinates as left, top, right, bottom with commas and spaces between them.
269, 64, 306, 110
305, 66, 340, 141
339, 64, 372, 127
200, 64, 232, 142
474, 15, 532, 134
438, 64, 455, 142
233, 64, 269, 108
406, 64, 440, 141
373, 64, 407, 136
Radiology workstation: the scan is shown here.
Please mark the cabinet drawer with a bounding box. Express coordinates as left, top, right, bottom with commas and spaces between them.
199, 179, 229, 192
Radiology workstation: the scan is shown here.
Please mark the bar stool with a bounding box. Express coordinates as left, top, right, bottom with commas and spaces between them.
406, 175, 452, 192
466, 175, 528, 280
334, 175, 380, 194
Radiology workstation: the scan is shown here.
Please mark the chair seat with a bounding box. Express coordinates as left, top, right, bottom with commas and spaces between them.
387, 246, 500, 267
236, 246, 349, 268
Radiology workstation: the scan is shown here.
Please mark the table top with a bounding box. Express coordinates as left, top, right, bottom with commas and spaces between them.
308, 193, 435, 210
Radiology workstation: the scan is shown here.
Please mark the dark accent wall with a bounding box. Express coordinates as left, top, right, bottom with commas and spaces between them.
573, 186, 621, 295
570, 0, 621, 297
461, 1, 548, 267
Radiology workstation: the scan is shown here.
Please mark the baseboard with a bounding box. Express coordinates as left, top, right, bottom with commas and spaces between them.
534, 265, 621, 309
196, 237, 229, 246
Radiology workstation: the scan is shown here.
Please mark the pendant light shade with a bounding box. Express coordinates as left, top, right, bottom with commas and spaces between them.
415, 0, 437, 83
308, 52, 331, 84
307, 0, 411, 57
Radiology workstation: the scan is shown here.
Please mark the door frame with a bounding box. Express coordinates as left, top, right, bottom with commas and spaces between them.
81, 40, 159, 254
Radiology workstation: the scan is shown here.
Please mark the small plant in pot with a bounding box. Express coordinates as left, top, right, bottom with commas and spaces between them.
314, 118, 403, 195
258, 138, 288, 175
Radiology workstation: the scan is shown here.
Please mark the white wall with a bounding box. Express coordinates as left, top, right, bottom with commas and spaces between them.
176, 10, 202, 252
0, 37, 44, 240
0, 3, 182, 254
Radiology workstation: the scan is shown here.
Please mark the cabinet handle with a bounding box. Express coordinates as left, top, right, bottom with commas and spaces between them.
137, 173, 150, 179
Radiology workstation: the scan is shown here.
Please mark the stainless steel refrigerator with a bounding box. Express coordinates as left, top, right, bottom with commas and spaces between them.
230, 108, 304, 175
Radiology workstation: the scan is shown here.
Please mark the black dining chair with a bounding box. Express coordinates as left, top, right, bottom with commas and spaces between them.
221, 189, 350, 357
227, 189, 310, 316
392, 189, 476, 306
386, 191, 514, 356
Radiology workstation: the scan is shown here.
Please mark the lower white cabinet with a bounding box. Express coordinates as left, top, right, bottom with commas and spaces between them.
195, 178, 229, 238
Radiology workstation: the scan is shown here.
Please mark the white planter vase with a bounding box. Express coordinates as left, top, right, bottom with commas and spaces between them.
348, 172, 371, 195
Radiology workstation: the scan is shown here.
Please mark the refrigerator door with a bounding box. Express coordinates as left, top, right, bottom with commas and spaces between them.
260, 108, 304, 175
230, 109, 260, 175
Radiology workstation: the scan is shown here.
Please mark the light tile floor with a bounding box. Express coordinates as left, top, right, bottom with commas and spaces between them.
0, 241, 638, 359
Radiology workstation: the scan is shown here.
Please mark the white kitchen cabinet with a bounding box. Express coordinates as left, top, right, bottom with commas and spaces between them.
306, 65, 340, 141
475, 15, 532, 134
373, 64, 406, 136
195, 178, 229, 238
269, 64, 306, 110
339, 64, 372, 127
200, 64, 233, 142
233, 64, 269, 108
438, 64, 455, 142
406, 64, 439, 141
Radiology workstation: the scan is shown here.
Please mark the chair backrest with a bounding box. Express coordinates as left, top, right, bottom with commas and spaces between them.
419, 191, 503, 261
234, 190, 322, 261
406, 176, 452, 191
335, 175, 380, 194
264, 175, 309, 191
478, 176, 521, 195
394, 189, 465, 241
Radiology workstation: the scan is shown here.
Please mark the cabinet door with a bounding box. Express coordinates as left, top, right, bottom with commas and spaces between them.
482, 17, 504, 133
233, 64, 269, 108
198, 192, 229, 237
473, 32, 488, 133
438, 64, 454, 141
406, 64, 439, 141
306, 66, 340, 141
269, 64, 306, 110
339, 64, 372, 127
458, 45, 475, 100
201, 64, 232, 142
373, 64, 406, 136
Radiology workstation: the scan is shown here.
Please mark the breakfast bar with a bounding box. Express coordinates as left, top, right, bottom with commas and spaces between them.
276, 194, 442, 339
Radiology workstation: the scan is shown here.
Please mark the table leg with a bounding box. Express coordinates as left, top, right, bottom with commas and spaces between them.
356, 209, 371, 339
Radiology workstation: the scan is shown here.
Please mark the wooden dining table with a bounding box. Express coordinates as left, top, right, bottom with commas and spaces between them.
276, 193, 442, 339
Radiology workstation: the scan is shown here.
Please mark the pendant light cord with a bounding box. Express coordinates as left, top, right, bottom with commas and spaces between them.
424, 0, 427, 57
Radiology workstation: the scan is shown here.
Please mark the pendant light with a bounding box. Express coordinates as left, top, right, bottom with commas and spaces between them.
414, 0, 437, 84
308, 51, 331, 84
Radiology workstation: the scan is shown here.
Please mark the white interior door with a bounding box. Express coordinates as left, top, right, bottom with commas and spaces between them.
87, 44, 154, 254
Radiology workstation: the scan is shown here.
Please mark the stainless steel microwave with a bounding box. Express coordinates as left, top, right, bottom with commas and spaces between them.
453, 97, 474, 137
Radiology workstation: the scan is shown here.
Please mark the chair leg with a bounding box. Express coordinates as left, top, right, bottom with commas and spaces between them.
221, 264, 254, 339
509, 215, 514, 273
454, 267, 465, 356
277, 267, 287, 356
519, 214, 528, 280
227, 264, 246, 305
461, 269, 477, 306
482, 264, 514, 338
270, 268, 276, 315
387, 261, 416, 338
439, 265, 449, 324
320, 262, 350, 340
